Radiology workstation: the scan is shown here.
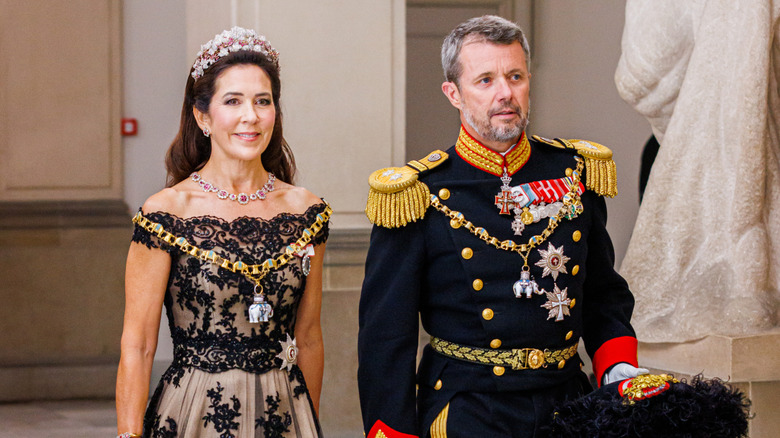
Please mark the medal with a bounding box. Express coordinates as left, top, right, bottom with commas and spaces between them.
248, 285, 273, 323
513, 268, 541, 299
535, 243, 570, 280
276, 333, 299, 371
494, 168, 516, 215
541, 285, 572, 322
295, 243, 315, 276
511, 218, 525, 235
508, 174, 584, 234
520, 207, 534, 225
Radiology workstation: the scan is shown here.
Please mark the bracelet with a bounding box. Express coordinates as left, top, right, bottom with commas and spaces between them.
117, 433, 141, 438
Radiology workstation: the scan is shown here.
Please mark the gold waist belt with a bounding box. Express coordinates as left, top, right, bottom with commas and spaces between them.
430, 337, 578, 370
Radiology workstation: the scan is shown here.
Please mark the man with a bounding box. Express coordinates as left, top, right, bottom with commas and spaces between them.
358, 15, 645, 438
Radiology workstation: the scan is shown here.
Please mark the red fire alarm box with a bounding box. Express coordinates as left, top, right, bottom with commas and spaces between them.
121, 118, 138, 136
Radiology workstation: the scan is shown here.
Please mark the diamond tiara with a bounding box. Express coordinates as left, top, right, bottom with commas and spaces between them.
191, 27, 279, 81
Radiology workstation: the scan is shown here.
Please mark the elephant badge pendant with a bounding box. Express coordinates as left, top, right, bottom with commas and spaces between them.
248, 293, 273, 323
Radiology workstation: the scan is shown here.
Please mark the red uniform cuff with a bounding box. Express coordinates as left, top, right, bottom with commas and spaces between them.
592, 336, 638, 386
368, 420, 418, 438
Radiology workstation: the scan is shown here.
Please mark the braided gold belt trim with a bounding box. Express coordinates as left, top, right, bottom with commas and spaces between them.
430, 337, 578, 370
131, 204, 332, 287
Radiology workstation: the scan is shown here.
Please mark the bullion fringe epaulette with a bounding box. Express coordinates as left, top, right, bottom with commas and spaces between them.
532, 135, 618, 197
366, 150, 448, 228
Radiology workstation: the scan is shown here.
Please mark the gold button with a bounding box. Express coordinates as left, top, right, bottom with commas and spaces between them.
572, 265, 580, 276
493, 366, 505, 376
572, 230, 581, 242
472, 279, 484, 291
490, 339, 502, 349
461, 247, 473, 259
565, 168, 573, 177
570, 298, 576, 308
438, 188, 451, 200
565, 330, 573, 341
482, 308, 494, 320
558, 360, 566, 369
434, 379, 443, 390
450, 219, 461, 229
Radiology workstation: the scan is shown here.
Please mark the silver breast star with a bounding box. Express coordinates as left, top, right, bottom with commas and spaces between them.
535, 243, 570, 280
276, 333, 298, 372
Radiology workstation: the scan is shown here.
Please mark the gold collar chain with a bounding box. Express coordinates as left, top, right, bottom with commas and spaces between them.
429, 158, 583, 267
131, 204, 332, 294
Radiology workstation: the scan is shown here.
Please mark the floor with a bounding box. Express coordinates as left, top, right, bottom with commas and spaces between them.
0, 399, 364, 437
0, 399, 117, 437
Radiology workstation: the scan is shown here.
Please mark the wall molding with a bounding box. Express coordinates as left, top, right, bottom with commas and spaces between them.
0, 200, 130, 229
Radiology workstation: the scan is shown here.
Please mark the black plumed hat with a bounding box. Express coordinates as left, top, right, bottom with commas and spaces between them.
543, 374, 751, 438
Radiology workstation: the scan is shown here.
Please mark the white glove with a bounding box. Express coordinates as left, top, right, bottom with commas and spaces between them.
602, 362, 650, 385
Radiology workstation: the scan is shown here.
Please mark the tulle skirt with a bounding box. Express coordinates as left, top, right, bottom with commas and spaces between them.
144, 367, 321, 437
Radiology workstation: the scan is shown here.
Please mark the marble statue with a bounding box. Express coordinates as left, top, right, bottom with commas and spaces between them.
615, 0, 780, 342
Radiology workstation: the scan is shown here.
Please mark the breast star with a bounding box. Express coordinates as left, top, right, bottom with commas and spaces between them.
535, 243, 570, 280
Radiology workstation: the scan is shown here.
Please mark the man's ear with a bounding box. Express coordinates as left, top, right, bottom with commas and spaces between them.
442, 81, 462, 109
193, 106, 211, 132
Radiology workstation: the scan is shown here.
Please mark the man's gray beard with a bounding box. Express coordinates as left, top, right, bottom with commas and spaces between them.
463, 105, 530, 144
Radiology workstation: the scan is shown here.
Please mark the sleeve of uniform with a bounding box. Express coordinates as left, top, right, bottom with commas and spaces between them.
358, 220, 425, 438
580, 194, 638, 385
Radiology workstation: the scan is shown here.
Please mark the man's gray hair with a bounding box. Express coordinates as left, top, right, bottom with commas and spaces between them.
441, 15, 530, 87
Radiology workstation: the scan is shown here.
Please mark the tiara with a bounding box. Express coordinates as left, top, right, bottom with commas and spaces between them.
191, 27, 279, 81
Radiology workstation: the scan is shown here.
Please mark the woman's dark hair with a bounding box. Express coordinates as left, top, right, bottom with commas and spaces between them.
165, 50, 296, 187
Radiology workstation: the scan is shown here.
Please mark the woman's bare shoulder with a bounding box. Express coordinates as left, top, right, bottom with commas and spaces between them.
140, 182, 191, 216
274, 182, 325, 214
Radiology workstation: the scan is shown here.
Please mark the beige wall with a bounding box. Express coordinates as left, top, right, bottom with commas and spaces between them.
531, 0, 650, 265
0, 0, 122, 201
122, 0, 187, 211
0, 0, 128, 402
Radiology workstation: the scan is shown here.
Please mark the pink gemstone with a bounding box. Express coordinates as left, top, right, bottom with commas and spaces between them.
217, 190, 228, 199
238, 193, 249, 204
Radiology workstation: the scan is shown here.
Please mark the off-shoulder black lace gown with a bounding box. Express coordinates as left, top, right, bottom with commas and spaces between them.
131, 203, 329, 438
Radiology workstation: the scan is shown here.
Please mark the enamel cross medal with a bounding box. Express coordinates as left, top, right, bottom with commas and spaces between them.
248, 285, 273, 323
494, 167, 516, 215
510, 186, 534, 236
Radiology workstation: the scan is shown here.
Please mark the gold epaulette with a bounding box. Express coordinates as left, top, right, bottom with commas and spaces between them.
365, 150, 448, 228
532, 135, 618, 197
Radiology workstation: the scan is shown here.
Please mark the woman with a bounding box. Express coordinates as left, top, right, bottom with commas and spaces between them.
116, 27, 329, 438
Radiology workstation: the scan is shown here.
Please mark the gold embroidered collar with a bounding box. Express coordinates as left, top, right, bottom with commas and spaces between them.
454, 126, 530, 176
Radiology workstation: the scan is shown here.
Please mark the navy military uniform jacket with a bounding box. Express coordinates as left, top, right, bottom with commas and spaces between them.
358, 128, 638, 438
